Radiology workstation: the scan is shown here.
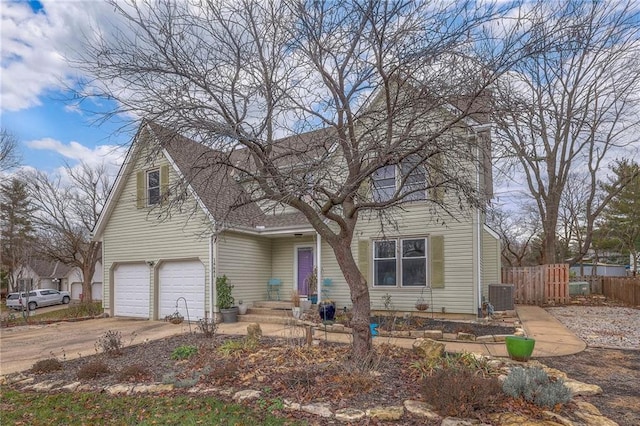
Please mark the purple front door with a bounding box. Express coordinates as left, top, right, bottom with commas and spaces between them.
297, 247, 314, 295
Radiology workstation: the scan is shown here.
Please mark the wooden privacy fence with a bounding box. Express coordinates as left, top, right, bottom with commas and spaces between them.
603, 277, 640, 306
570, 276, 604, 294
502, 264, 569, 305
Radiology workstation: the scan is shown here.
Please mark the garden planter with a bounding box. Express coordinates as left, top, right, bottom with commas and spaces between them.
300, 300, 312, 312
318, 302, 336, 321
238, 303, 248, 315
505, 336, 535, 361
370, 323, 379, 336
292, 307, 302, 319
220, 307, 238, 323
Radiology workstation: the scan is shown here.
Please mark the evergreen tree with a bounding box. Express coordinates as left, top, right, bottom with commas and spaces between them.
601, 160, 640, 275
0, 178, 36, 292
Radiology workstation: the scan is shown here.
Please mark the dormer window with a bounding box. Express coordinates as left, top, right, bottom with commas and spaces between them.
147, 170, 160, 206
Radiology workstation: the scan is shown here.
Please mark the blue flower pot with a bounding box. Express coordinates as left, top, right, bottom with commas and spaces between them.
370, 323, 379, 336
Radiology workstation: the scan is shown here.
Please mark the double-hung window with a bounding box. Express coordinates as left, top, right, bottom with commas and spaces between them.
147, 170, 160, 206
372, 157, 427, 202
401, 156, 426, 201
373, 238, 428, 287
372, 165, 396, 202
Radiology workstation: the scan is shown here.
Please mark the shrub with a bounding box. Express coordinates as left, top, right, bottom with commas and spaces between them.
502, 367, 572, 408
96, 330, 123, 356
117, 364, 151, 382
31, 358, 62, 374
218, 337, 258, 356
197, 318, 218, 338
67, 302, 103, 318
171, 345, 198, 360
422, 368, 502, 417
77, 360, 110, 379
411, 351, 494, 379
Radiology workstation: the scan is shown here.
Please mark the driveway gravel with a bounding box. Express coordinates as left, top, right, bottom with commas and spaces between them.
546, 306, 640, 349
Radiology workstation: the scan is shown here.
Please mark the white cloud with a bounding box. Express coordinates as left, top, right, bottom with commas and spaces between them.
26, 137, 126, 178
0, 0, 117, 112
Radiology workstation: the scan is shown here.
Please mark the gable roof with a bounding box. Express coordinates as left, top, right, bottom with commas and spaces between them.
94, 92, 491, 240
26, 259, 74, 279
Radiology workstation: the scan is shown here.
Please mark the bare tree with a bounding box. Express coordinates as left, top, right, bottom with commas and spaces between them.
73, 0, 529, 359
0, 129, 21, 172
489, 204, 541, 267
493, 0, 640, 264
26, 162, 111, 303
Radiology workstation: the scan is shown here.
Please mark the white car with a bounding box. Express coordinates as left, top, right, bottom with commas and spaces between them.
6, 289, 71, 311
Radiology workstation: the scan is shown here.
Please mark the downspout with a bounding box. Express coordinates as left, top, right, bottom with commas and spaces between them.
209, 233, 217, 321
316, 232, 322, 302
476, 135, 483, 318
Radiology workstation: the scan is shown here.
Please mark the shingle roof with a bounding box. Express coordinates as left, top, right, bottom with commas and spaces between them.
148, 123, 313, 230
29, 259, 74, 278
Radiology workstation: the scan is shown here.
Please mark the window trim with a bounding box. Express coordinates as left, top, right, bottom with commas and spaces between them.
372, 158, 428, 203
372, 237, 429, 288
146, 169, 161, 206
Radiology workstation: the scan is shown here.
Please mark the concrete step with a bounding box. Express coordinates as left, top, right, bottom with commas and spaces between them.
238, 313, 297, 325
246, 307, 291, 317
253, 301, 292, 309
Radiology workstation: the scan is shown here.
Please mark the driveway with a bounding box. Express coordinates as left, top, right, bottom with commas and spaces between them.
0, 318, 188, 376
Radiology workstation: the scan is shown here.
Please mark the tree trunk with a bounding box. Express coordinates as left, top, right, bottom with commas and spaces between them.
542, 207, 559, 265
81, 242, 101, 303
329, 241, 372, 362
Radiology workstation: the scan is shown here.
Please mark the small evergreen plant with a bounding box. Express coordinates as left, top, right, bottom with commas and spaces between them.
502, 367, 572, 408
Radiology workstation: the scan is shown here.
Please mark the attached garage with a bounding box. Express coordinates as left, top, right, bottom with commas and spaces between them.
158, 260, 205, 321
71, 282, 82, 300
113, 263, 150, 318
92, 282, 103, 301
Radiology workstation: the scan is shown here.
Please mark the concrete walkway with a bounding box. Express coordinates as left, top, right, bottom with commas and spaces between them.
218, 305, 587, 358
0, 305, 585, 376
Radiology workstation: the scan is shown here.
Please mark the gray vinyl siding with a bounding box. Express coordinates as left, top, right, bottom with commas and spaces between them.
216, 231, 272, 305
101, 144, 212, 319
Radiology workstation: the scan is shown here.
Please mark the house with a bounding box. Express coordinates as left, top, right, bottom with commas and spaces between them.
12, 258, 103, 300
93, 114, 501, 321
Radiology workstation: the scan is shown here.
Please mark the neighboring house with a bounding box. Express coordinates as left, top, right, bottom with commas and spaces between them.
13, 258, 103, 301
570, 263, 628, 277
93, 116, 501, 321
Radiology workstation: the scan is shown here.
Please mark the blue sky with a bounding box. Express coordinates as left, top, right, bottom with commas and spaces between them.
1, 0, 131, 176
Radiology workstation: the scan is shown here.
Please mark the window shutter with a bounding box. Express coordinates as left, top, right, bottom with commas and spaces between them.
431, 153, 445, 201
430, 235, 445, 288
136, 171, 145, 208
358, 240, 371, 285
160, 165, 169, 204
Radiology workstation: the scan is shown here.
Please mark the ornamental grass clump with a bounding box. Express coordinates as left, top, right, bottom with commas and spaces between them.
422, 367, 502, 417
502, 367, 572, 408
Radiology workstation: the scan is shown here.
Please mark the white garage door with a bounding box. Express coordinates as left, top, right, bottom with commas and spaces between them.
114, 263, 150, 318
71, 283, 82, 300
92, 282, 103, 301
159, 260, 205, 321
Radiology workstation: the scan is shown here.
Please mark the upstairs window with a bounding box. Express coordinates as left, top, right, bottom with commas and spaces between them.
401, 157, 426, 201
147, 170, 160, 206
372, 165, 396, 202
372, 157, 427, 202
